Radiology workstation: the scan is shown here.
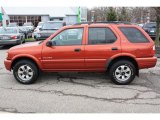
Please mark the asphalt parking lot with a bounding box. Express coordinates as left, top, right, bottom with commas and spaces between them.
0, 44, 160, 113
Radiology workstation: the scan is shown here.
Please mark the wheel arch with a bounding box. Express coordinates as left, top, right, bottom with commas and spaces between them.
11, 55, 42, 70
106, 55, 139, 76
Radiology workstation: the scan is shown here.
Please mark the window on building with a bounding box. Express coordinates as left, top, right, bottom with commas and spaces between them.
9, 15, 41, 27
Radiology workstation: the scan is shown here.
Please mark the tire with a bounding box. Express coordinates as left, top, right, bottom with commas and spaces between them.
35, 38, 39, 41
23, 38, 25, 43
109, 60, 136, 85
13, 60, 39, 84
17, 38, 23, 45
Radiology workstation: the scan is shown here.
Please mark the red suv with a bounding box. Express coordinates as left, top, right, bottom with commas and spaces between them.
4, 23, 157, 85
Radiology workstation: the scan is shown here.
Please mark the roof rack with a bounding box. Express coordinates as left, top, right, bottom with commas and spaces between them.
74, 21, 131, 25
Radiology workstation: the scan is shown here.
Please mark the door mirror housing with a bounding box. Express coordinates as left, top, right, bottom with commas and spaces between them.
46, 41, 52, 47
39, 28, 42, 31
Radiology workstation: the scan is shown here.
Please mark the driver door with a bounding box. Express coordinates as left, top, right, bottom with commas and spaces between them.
41, 27, 85, 70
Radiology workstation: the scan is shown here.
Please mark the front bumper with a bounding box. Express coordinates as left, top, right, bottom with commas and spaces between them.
4, 59, 12, 71
36, 33, 52, 40
136, 57, 157, 69
0, 39, 21, 45
36, 36, 48, 40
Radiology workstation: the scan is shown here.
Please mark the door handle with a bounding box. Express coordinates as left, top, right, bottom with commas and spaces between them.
112, 47, 118, 51
74, 48, 81, 52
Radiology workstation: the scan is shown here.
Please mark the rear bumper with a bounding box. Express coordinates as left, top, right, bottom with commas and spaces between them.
136, 57, 157, 69
0, 39, 21, 45
4, 59, 12, 71
149, 35, 156, 38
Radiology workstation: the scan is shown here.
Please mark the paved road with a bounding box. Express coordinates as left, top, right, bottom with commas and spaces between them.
0, 45, 160, 113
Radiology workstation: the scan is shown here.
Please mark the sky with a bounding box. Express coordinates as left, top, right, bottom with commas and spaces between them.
1, 0, 160, 8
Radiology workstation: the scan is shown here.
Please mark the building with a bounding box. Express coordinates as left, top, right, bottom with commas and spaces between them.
2, 7, 87, 26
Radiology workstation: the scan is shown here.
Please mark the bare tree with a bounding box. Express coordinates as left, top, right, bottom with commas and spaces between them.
153, 7, 160, 46
87, 7, 157, 24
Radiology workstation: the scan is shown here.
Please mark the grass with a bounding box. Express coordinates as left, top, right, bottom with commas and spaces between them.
25, 38, 35, 42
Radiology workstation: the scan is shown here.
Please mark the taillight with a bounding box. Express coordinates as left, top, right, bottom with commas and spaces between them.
151, 45, 155, 56
11, 36, 17, 39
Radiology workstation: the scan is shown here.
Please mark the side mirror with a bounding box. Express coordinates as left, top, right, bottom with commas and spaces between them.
46, 41, 52, 47
39, 28, 42, 31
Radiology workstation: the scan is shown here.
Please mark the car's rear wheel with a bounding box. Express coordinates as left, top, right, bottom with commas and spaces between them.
13, 60, 39, 84
109, 60, 136, 85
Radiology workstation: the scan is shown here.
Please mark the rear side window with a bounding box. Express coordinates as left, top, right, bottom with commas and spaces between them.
88, 28, 117, 45
119, 27, 149, 43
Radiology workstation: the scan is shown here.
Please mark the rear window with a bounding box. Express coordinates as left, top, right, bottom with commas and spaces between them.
0, 28, 18, 34
42, 22, 63, 30
119, 27, 149, 43
88, 28, 117, 45
143, 23, 156, 28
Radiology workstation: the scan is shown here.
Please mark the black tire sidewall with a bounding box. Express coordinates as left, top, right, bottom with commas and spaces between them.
109, 60, 136, 85
13, 60, 38, 84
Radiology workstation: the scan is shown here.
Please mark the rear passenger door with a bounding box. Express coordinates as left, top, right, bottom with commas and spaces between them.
85, 26, 121, 70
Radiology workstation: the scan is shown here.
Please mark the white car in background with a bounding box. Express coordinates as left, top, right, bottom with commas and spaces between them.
23, 22, 34, 31
138, 24, 144, 28
32, 22, 44, 39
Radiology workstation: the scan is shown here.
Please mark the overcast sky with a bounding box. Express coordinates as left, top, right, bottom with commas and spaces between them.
0, 0, 160, 8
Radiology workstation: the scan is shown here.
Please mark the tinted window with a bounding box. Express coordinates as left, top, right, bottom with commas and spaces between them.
51, 28, 83, 46
88, 28, 117, 44
119, 27, 149, 43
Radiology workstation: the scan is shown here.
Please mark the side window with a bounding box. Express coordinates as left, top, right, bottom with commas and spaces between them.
51, 28, 83, 46
88, 28, 117, 45
119, 27, 149, 43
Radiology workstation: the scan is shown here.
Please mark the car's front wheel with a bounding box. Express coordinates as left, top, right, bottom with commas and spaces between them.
109, 60, 136, 85
13, 60, 39, 84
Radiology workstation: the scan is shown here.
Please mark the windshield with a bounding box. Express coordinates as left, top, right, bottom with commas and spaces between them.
144, 23, 156, 28
38, 22, 44, 26
23, 23, 32, 26
8, 23, 17, 27
42, 22, 63, 30
0, 28, 18, 34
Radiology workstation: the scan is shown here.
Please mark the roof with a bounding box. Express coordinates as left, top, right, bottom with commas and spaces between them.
3, 7, 77, 17
74, 21, 132, 25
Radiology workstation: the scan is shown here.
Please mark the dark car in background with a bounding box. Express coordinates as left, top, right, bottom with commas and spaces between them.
36, 21, 65, 40
0, 27, 25, 46
142, 22, 157, 40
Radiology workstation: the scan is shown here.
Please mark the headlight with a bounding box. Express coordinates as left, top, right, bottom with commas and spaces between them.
37, 33, 41, 37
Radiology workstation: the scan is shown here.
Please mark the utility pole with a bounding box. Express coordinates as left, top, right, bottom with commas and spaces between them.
91, 10, 95, 22
1, 7, 7, 27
